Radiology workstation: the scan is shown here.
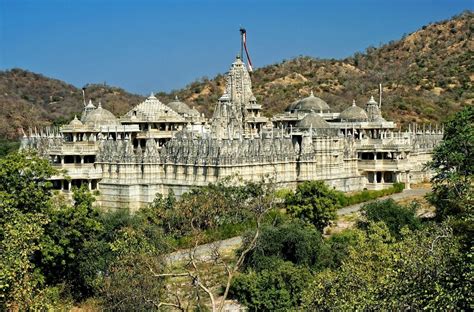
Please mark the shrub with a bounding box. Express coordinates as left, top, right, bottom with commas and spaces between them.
337, 183, 405, 207
358, 199, 421, 238
285, 181, 340, 232
229, 260, 313, 311
243, 219, 328, 272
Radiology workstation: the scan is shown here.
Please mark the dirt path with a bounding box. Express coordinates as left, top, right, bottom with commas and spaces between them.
167, 188, 431, 263
165, 236, 243, 264
337, 187, 430, 216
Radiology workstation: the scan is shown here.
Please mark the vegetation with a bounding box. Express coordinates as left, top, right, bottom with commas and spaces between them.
336, 182, 404, 207
0, 139, 19, 157
1, 106, 472, 310
285, 180, 339, 232
427, 105, 473, 231
358, 198, 421, 238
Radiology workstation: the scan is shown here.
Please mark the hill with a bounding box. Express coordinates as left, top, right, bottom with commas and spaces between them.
157, 10, 473, 125
0, 11, 471, 140
0, 70, 144, 139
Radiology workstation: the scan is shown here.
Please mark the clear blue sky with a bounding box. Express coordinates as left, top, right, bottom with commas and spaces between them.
0, 0, 471, 95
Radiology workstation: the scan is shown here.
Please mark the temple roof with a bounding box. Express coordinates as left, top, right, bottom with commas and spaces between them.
286, 91, 330, 112
340, 100, 369, 122
83, 102, 120, 127
122, 93, 186, 123
296, 112, 330, 129
167, 96, 200, 117
68, 115, 84, 127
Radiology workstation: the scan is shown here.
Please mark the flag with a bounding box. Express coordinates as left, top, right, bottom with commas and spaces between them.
240, 28, 253, 72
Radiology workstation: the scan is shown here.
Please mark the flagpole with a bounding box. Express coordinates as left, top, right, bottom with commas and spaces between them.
240, 28, 244, 59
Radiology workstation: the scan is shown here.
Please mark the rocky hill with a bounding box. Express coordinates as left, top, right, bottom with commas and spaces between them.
0, 70, 143, 139
158, 10, 472, 125
0, 11, 471, 140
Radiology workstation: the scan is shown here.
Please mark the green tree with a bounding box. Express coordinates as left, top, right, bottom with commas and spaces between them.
243, 219, 328, 272
0, 152, 58, 309
229, 260, 312, 311
101, 224, 170, 311
0, 151, 55, 216
285, 181, 340, 232
302, 222, 472, 310
358, 199, 421, 238
38, 185, 104, 299
427, 105, 473, 224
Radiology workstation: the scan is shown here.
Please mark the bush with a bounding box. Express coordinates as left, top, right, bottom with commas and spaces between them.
229, 260, 313, 311
337, 183, 405, 207
243, 219, 329, 272
358, 199, 421, 238
285, 181, 340, 232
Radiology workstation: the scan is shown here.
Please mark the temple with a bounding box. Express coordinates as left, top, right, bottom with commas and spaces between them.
22, 55, 442, 210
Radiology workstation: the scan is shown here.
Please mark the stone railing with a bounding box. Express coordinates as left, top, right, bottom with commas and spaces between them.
357, 159, 409, 171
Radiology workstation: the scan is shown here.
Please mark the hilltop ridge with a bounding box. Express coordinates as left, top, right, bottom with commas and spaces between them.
0, 10, 471, 139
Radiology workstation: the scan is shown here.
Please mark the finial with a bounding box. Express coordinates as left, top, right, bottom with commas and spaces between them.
98, 101, 102, 109
88, 99, 93, 105
175, 95, 178, 100
74, 115, 78, 120
310, 90, 314, 97
352, 99, 356, 107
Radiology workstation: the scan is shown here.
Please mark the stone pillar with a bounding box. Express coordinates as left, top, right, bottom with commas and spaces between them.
80, 156, 84, 164
88, 180, 92, 191
60, 156, 64, 165
405, 171, 411, 190
381, 171, 384, 184
61, 180, 64, 191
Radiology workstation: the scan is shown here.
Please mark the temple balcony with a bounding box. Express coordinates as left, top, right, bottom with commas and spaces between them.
355, 138, 412, 150
49, 141, 99, 155
136, 129, 176, 139
51, 163, 103, 179
358, 159, 410, 171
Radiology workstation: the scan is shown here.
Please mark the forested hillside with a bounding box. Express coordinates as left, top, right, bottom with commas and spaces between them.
0, 70, 143, 139
0, 11, 471, 140
160, 10, 472, 125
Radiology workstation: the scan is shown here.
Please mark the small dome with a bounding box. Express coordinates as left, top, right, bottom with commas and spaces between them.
68, 115, 83, 127
85, 99, 96, 110
340, 100, 369, 122
83, 102, 120, 126
367, 95, 378, 106
167, 96, 199, 116
296, 112, 330, 129
285, 91, 330, 112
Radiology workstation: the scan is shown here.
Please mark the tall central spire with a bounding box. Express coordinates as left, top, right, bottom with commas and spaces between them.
211, 55, 256, 139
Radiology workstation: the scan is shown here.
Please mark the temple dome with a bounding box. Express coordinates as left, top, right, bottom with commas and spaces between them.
167, 96, 200, 117
68, 115, 83, 127
286, 91, 330, 112
296, 112, 329, 129
340, 100, 369, 122
83, 103, 120, 126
